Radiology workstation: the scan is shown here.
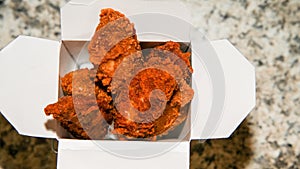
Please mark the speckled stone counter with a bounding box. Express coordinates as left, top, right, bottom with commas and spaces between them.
0, 0, 300, 169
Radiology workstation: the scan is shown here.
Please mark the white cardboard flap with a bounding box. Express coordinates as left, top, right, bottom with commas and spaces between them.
67, 0, 96, 5
191, 40, 255, 139
58, 139, 189, 169
61, 0, 191, 42
0, 36, 60, 138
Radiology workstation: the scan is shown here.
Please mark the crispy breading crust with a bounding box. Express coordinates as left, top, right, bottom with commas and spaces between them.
46, 68, 114, 139
44, 9, 194, 140
129, 68, 177, 112
44, 96, 109, 139
88, 8, 141, 86
112, 68, 177, 138
60, 69, 114, 124
144, 41, 193, 82
155, 41, 193, 73
61, 68, 96, 96
112, 42, 194, 138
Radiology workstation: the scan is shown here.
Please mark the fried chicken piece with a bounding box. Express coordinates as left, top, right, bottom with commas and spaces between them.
46, 68, 114, 139
112, 42, 194, 139
129, 68, 177, 112
112, 107, 156, 138
155, 41, 193, 73
112, 69, 176, 137
44, 96, 109, 139
61, 68, 96, 96
88, 8, 141, 86
60, 68, 114, 124
144, 41, 193, 83
96, 88, 114, 123
47, 8, 194, 140
154, 104, 180, 136
166, 80, 194, 133
144, 42, 194, 135
170, 80, 194, 108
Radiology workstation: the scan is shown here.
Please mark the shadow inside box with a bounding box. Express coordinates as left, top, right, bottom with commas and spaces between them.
190, 118, 253, 169
0, 113, 57, 169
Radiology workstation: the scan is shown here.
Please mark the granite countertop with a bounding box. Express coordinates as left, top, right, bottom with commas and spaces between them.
0, 0, 300, 169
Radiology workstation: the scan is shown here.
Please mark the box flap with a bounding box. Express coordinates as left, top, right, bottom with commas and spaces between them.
61, 0, 191, 42
191, 40, 255, 139
0, 36, 60, 138
67, 0, 96, 5
57, 139, 189, 169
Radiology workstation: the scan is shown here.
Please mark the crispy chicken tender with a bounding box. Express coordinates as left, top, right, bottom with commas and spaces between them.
88, 8, 141, 86
44, 9, 194, 140
112, 42, 194, 138
46, 69, 113, 139
60, 69, 114, 124
61, 69, 96, 96
155, 41, 193, 73
129, 68, 177, 112
112, 68, 178, 138
144, 41, 193, 82
151, 42, 194, 135
44, 96, 109, 139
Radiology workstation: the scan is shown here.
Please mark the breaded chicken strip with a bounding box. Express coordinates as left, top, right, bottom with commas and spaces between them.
60, 69, 114, 124
112, 68, 177, 138
88, 8, 141, 86
61, 68, 96, 96
129, 68, 177, 112
144, 41, 193, 82
44, 96, 109, 139
45, 9, 194, 140
112, 42, 194, 139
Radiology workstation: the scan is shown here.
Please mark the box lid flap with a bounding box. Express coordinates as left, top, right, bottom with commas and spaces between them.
61, 0, 191, 42
0, 36, 60, 138
67, 0, 96, 5
57, 139, 189, 169
191, 39, 255, 139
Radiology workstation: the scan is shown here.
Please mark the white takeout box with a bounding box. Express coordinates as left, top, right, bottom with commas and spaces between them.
0, 0, 255, 169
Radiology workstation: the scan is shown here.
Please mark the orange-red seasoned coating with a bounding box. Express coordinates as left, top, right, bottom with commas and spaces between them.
44, 8, 194, 140
144, 41, 193, 83
167, 81, 194, 133
44, 96, 108, 139
154, 104, 181, 136
95, 8, 126, 31
112, 110, 156, 138
61, 68, 96, 96
129, 68, 177, 112
60, 69, 114, 124
114, 68, 178, 138
88, 8, 141, 86
155, 41, 193, 73
112, 42, 194, 139
170, 80, 194, 108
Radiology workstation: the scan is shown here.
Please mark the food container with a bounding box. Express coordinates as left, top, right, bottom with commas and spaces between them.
0, 0, 255, 168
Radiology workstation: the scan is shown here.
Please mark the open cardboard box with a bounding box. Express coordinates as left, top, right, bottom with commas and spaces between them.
0, 0, 255, 168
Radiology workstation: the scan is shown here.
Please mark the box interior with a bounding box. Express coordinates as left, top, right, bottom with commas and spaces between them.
55, 40, 192, 142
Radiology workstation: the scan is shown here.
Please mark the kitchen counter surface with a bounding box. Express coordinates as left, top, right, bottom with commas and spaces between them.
0, 0, 299, 168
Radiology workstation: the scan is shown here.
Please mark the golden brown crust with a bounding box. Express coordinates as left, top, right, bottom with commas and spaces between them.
45, 9, 194, 140
55, 68, 114, 131
112, 42, 194, 139
61, 68, 96, 96
155, 41, 193, 73
129, 68, 177, 112
44, 96, 109, 139
96, 8, 125, 31
143, 41, 193, 83
88, 8, 141, 87
45, 69, 113, 139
